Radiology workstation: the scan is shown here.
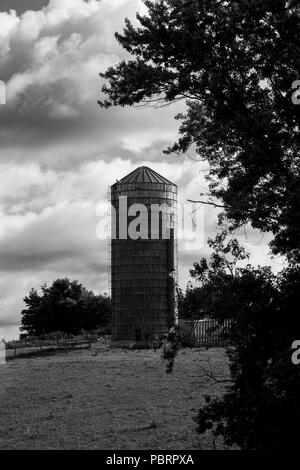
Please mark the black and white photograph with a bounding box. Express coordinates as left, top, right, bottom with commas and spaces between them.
0, 0, 299, 456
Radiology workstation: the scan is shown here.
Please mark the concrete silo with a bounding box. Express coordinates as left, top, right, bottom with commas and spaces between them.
110, 166, 177, 346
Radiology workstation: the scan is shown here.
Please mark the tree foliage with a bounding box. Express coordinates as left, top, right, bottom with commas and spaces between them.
99, 0, 300, 449
177, 284, 206, 320
162, 233, 300, 449
99, 0, 300, 260
190, 236, 300, 449
20, 278, 111, 337
178, 233, 250, 320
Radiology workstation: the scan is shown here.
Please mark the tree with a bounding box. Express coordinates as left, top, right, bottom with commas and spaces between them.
99, 0, 300, 261
167, 235, 300, 449
188, 237, 300, 449
178, 232, 250, 320
177, 284, 207, 320
99, 0, 300, 449
20, 278, 111, 337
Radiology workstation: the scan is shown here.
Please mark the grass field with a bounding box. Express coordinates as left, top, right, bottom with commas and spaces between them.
0, 346, 229, 450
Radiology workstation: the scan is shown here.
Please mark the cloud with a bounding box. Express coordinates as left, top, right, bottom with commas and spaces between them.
0, 0, 182, 173
0, 0, 284, 340
0, 155, 283, 337
0, 155, 212, 335
0, 0, 158, 155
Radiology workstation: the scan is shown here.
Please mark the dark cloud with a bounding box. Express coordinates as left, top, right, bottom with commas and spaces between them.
0, 0, 283, 341
0, 0, 49, 15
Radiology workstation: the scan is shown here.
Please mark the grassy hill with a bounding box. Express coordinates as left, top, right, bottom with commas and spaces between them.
0, 346, 228, 449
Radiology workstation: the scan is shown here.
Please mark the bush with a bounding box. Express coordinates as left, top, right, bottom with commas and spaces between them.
178, 322, 197, 348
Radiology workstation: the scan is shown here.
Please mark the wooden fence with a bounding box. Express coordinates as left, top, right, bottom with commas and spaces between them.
4, 339, 97, 361
180, 319, 232, 347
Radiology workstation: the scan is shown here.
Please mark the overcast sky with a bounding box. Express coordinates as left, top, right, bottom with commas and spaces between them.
0, 0, 284, 341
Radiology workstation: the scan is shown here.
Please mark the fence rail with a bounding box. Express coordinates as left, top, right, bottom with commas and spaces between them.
4, 339, 98, 360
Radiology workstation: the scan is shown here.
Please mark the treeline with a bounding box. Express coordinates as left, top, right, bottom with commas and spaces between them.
20, 278, 111, 338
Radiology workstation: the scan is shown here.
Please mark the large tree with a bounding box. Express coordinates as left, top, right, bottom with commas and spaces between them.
20, 278, 111, 337
163, 234, 300, 449
189, 235, 300, 450
100, 0, 300, 450
99, 0, 300, 261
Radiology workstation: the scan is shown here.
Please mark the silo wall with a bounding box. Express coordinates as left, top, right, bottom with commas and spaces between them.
110, 179, 177, 345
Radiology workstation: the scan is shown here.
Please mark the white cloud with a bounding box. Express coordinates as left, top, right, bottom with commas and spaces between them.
0, 156, 205, 336
0, 0, 283, 340
0, 155, 284, 339
0, 0, 183, 170
2, 0, 141, 108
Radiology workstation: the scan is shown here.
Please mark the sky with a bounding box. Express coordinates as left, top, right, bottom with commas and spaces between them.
0, 0, 284, 341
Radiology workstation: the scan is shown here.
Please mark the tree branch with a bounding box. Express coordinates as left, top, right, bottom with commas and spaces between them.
187, 199, 227, 209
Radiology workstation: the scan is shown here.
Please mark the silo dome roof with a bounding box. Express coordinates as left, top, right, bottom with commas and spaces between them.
118, 166, 174, 185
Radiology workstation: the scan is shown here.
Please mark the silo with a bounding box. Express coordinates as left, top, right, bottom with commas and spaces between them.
110, 166, 177, 346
